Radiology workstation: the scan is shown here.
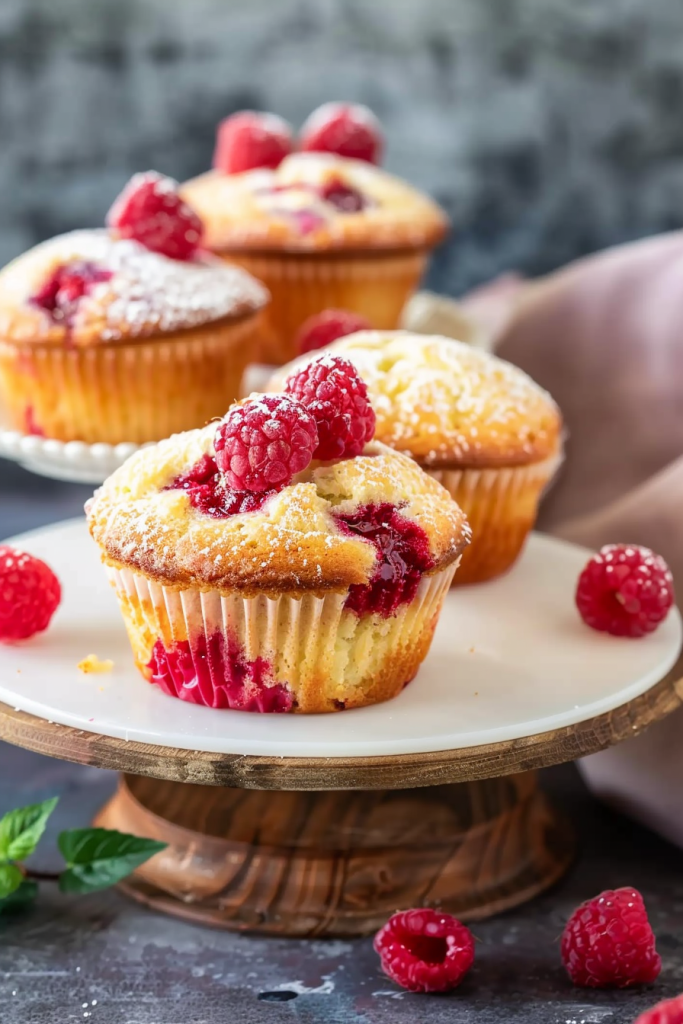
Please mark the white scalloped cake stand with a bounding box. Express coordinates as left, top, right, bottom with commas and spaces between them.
0, 518, 680, 935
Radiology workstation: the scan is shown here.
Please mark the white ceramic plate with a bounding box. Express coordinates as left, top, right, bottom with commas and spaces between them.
0, 519, 679, 758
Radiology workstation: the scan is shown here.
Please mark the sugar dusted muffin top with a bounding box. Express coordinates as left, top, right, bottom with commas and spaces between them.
272, 332, 563, 469
86, 424, 469, 595
181, 153, 449, 254
0, 230, 269, 348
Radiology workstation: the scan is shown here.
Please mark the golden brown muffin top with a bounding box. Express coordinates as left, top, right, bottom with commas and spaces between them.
181, 153, 449, 254
270, 332, 563, 469
0, 230, 268, 348
86, 423, 469, 595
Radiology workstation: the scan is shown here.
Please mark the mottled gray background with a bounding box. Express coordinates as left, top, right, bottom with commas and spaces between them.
3, 0, 683, 295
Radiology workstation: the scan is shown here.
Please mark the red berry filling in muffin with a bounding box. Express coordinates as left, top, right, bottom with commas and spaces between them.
335, 503, 434, 617
166, 454, 279, 518
147, 632, 293, 712
30, 261, 112, 325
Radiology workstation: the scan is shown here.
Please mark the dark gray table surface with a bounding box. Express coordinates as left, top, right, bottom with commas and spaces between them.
1, 457, 682, 1024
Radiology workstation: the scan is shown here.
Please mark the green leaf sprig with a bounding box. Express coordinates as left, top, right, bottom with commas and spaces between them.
0, 797, 166, 913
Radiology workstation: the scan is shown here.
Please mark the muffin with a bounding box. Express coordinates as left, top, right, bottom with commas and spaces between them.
0, 175, 269, 445
270, 332, 563, 585
86, 359, 469, 713
181, 152, 448, 365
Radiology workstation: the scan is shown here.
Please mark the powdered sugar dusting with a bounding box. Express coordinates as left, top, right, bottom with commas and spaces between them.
275, 331, 562, 466
1, 229, 268, 345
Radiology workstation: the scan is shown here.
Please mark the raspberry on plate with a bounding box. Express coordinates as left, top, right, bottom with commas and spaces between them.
374, 908, 475, 993
0, 547, 61, 642
213, 111, 293, 174
214, 393, 318, 492
576, 544, 674, 638
107, 171, 203, 261
295, 308, 371, 355
634, 994, 683, 1024
561, 887, 661, 988
285, 354, 376, 460
299, 102, 384, 164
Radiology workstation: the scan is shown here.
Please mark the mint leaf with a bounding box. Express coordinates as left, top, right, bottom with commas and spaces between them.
0, 879, 38, 914
0, 864, 24, 899
0, 797, 58, 861
58, 829, 166, 894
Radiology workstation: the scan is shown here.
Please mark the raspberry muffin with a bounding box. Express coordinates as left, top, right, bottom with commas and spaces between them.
86, 357, 469, 713
271, 333, 562, 585
0, 173, 269, 444
182, 111, 448, 364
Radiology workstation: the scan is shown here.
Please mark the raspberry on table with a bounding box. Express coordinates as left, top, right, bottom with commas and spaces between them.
213, 111, 293, 174
576, 544, 674, 638
295, 308, 371, 355
214, 394, 318, 492
634, 994, 683, 1024
107, 171, 203, 261
0, 547, 61, 642
561, 887, 661, 988
373, 908, 475, 993
285, 354, 375, 460
300, 102, 384, 164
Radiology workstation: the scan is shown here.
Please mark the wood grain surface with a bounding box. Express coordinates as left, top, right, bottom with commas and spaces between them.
0, 665, 681, 790
94, 770, 574, 936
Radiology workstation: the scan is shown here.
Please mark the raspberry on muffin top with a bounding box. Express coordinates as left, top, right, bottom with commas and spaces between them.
181, 152, 449, 253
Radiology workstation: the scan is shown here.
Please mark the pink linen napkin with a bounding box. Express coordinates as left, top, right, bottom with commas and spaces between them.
477, 233, 683, 846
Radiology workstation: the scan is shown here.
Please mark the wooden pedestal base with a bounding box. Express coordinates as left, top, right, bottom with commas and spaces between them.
95, 770, 574, 936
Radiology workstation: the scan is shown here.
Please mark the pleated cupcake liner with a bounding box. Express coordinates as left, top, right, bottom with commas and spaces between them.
107, 559, 457, 713
428, 452, 563, 585
222, 248, 429, 365
0, 313, 263, 445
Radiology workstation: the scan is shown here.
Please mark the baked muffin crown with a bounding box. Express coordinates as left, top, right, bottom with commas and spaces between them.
181, 153, 449, 254
271, 331, 563, 469
0, 229, 269, 347
86, 424, 469, 594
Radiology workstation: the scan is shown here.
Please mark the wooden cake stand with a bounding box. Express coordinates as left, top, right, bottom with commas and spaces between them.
0, 520, 681, 937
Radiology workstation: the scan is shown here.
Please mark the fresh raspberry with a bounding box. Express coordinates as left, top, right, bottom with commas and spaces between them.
300, 102, 384, 164
0, 547, 61, 642
318, 178, 367, 212
634, 995, 683, 1024
561, 887, 661, 988
213, 111, 293, 174
576, 545, 674, 638
374, 909, 475, 993
285, 354, 375, 460
214, 394, 318, 492
31, 261, 113, 324
295, 308, 371, 355
107, 171, 203, 261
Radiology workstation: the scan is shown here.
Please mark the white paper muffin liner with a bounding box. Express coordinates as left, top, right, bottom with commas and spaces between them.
428, 452, 562, 584
107, 559, 458, 714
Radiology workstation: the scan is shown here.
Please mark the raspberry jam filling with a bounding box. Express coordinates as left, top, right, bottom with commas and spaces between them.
30, 261, 112, 325
318, 178, 367, 212
166, 454, 278, 517
334, 502, 434, 617
147, 631, 293, 713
